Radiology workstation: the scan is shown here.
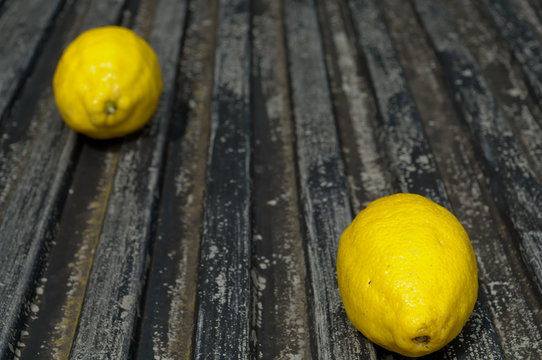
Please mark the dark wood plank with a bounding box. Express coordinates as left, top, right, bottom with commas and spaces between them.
380, 1, 542, 358
0, 131, 78, 359
479, 0, 542, 111
524, 1, 542, 34
444, 0, 542, 182
67, 0, 188, 358
135, 0, 217, 358
283, 0, 373, 358
346, 0, 447, 203
251, 0, 311, 357
191, 0, 252, 358
19, 140, 121, 359
0, 0, 128, 357
0, 0, 64, 123
470, 0, 542, 181
506, 0, 542, 40
413, 0, 542, 299
346, 0, 504, 358
315, 0, 393, 213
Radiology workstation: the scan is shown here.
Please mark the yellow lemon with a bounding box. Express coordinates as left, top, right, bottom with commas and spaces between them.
53, 26, 162, 139
337, 193, 478, 357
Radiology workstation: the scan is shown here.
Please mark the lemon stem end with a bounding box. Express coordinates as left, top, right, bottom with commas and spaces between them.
105, 101, 117, 115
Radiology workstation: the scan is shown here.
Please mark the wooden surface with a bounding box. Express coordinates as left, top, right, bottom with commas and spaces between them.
0, 0, 541, 359
192, 0, 251, 357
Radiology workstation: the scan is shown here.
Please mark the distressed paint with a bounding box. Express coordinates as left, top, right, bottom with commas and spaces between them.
0, 129, 77, 359
316, 0, 393, 212
19, 146, 119, 359
479, 0, 542, 113
463, 0, 542, 180
252, 0, 311, 357
284, 0, 372, 358
347, 0, 448, 204
136, 0, 216, 358
192, 0, 252, 358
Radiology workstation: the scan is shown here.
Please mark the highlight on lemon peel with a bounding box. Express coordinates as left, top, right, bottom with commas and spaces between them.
53, 26, 162, 139
337, 193, 478, 357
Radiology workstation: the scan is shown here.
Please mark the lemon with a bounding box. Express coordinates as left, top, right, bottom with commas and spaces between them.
53, 26, 162, 139
337, 193, 478, 357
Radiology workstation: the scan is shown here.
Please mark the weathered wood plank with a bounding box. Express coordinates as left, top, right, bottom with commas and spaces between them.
346, 0, 504, 358
413, 0, 542, 299
191, 0, 251, 358
0, 0, 64, 123
0, 130, 78, 359
381, 1, 542, 358
444, 0, 542, 182
19, 142, 120, 359
346, 0, 447, 203
0, 0, 70, 213
507, 0, 542, 40
251, 0, 311, 357
135, 0, 217, 358
67, 0, 188, 358
0, 0, 128, 357
315, 0, 393, 212
479, 0, 542, 113
284, 0, 373, 358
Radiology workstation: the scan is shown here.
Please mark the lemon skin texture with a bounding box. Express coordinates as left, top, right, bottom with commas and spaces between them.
53, 26, 162, 139
337, 193, 478, 357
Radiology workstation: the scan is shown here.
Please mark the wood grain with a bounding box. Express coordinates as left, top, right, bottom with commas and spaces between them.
413, 0, 542, 301
316, 0, 393, 212
135, 0, 217, 359
479, 0, 542, 111
0, 0, 64, 122
191, 0, 252, 358
251, 0, 311, 357
284, 0, 372, 358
